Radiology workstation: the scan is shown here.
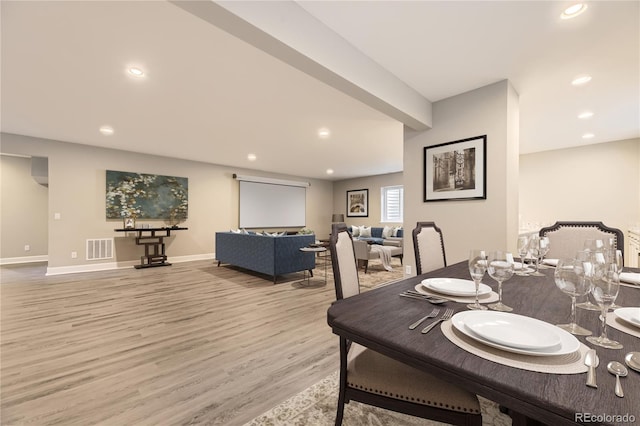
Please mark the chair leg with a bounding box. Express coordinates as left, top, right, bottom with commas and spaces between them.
335, 393, 345, 426
364, 260, 369, 273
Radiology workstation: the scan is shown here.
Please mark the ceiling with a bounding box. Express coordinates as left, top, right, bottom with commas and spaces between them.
2, 1, 638, 181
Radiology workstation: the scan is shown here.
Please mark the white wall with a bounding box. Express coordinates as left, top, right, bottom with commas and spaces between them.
403, 80, 520, 273
519, 137, 640, 264
0, 155, 48, 261
1, 133, 334, 274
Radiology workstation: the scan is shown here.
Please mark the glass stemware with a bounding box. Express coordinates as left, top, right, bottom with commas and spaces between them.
487, 251, 515, 312
605, 248, 623, 310
528, 236, 545, 277
516, 235, 530, 276
467, 249, 488, 310
586, 263, 623, 349
537, 236, 551, 268
576, 248, 603, 311
553, 258, 592, 335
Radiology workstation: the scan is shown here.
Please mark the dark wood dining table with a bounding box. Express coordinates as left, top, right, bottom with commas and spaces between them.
327, 261, 640, 426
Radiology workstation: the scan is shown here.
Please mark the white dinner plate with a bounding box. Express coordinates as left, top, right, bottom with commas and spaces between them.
452, 311, 580, 356
421, 278, 492, 297
614, 307, 640, 328
463, 311, 562, 350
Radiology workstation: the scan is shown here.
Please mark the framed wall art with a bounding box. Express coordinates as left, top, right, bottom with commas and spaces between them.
106, 170, 188, 220
346, 189, 368, 217
423, 135, 486, 202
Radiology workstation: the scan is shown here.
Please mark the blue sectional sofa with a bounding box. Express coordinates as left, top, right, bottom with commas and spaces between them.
215, 232, 316, 283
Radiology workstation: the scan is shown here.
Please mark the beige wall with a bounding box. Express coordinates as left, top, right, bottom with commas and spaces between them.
331, 172, 403, 234
0, 155, 48, 260
1, 133, 334, 273
403, 80, 520, 274
519, 137, 640, 264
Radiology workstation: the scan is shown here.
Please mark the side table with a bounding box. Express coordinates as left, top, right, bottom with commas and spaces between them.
299, 246, 328, 285
115, 227, 188, 269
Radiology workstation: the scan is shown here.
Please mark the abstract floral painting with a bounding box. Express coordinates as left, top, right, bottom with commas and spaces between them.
106, 170, 188, 220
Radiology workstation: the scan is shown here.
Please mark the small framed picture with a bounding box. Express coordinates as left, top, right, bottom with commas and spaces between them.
123, 217, 136, 229
346, 189, 368, 217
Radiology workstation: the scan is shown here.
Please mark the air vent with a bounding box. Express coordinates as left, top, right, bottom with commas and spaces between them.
86, 238, 113, 261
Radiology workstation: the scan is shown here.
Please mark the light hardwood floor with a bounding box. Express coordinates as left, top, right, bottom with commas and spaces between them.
1, 257, 403, 425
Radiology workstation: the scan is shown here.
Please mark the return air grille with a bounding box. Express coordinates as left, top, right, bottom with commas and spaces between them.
86, 238, 114, 261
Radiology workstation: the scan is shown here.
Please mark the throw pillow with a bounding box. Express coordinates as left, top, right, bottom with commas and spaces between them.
351, 225, 360, 237
230, 228, 242, 234
392, 226, 403, 237
359, 226, 372, 238
382, 225, 394, 239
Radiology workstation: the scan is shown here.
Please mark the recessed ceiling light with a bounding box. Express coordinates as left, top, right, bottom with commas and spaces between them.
247, 153, 257, 161
578, 111, 594, 119
561, 3, 587, 20
326, 169, 334, 175
128, 67, 145, 77
99, 126, 114, 135
318, 128, 331, 139
582, 133, 595, 139
571, 75, 592, 86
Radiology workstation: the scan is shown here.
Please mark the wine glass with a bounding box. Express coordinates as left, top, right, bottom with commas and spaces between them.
586, 262, 623, 349
553, 258, 592, 335
605, 248, 623, 309
467, 249, 488, 310
527, 236, 545, 277
575, 249, 602, 311
487, 251, 515, 312
516, 235, 530, 276
537, 236, 551, 268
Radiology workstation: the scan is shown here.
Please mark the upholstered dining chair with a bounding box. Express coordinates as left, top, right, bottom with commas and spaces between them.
329, 223, 482, 426
538, 221, 624, 264
412, 222, 447, 275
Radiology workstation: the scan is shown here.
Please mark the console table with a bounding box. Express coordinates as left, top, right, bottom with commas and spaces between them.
114, 227, 187, 269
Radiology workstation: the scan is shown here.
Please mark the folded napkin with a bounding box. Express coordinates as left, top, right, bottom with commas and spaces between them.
620, 272, 640, 286
542, 258, 558, 266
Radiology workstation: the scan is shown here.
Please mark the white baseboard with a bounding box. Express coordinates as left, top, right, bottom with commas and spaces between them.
45, 253, 216, 276
0, 255, 48, 265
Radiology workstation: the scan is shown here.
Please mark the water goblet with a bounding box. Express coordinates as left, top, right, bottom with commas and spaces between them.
467, 249, 488, 311
605, 248, 623, 309
528, 236, 545, 276
575, 250, 601, 311
553, 258, 592, 335
487, 251, 515, 312
537, 236, 551, 268
586, 263, 623, 349
516, 235, 530, 276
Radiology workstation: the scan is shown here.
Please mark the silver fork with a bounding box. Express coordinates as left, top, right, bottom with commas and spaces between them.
409, 308, 440, 330
421, 308, 454, 334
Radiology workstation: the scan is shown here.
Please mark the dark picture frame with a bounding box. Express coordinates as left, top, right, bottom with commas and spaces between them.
346, 189, 369, 217
423, 135, 487, 202
123, 217, 136, 229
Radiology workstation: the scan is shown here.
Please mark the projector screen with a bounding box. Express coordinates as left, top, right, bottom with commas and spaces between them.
239, 181, 306, 228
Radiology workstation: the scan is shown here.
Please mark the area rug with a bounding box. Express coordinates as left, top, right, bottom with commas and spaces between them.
312, 254, 405, 291
244, 371, 512, 426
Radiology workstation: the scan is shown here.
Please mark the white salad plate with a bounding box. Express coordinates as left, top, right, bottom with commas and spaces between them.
614, 307, 640, 328
421, 278, 492, 297
452, 311, 580, 356
463, 311, 561, 350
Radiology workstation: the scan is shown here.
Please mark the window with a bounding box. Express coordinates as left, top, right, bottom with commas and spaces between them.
381, 185, 403, 223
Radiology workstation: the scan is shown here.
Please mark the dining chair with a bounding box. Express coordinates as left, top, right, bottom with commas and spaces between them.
412, 222, 447, 275
329, 223, 482, 426
539, 221, 624, 263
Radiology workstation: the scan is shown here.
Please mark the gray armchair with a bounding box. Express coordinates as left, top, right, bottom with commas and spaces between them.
353, 239, 403, 273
